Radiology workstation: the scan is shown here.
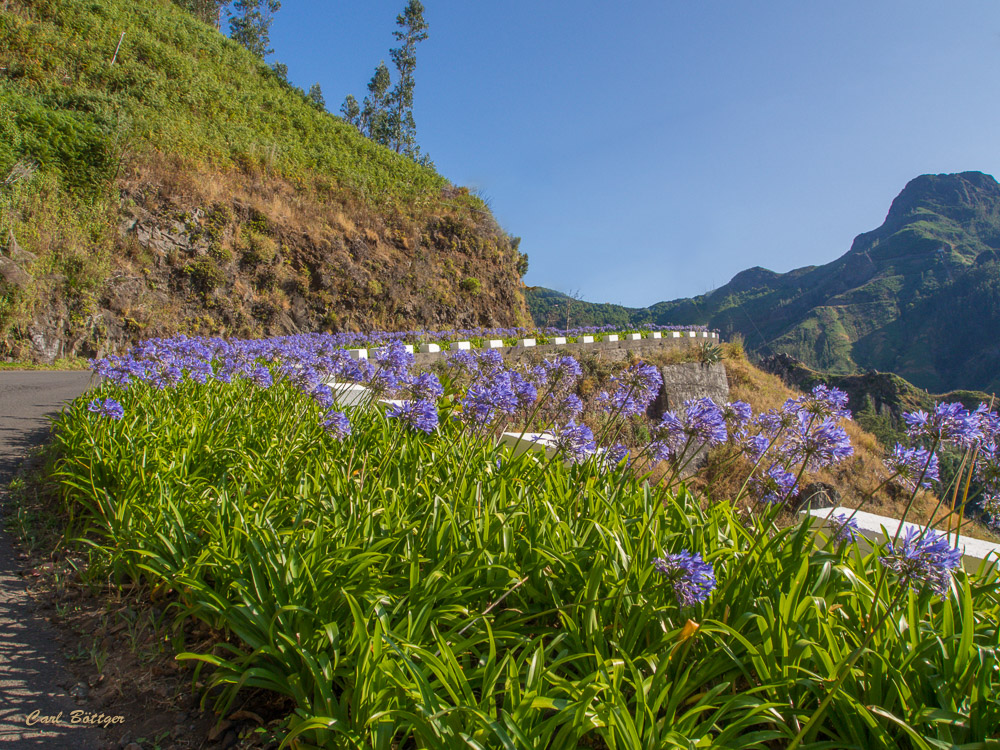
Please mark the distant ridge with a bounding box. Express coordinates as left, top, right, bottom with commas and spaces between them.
527, 171, 1000, 393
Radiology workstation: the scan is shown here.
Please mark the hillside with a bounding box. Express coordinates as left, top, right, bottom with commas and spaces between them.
528, 171, 1000, 393
0, 0, 530, 362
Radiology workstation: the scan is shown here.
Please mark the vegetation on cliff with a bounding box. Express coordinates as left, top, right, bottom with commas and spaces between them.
0, 0, 529, 362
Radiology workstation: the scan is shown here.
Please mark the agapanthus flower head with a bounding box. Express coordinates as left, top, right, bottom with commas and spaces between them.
87, 398, 124, 420
386, 399, 439, 434
880, 527, 962, 595
782, 413, 853, 470
756, 407, 798, 437
558, 393, 584, 418
446, 349, 479, 376
651, 551, 716, 607
884, 444, 939, 492
542, 356, 583, 394
510, 371, 538, 409
656, 398, 727, 452
971, 404, 1000, 444
604, 443, 632, 468
828, 512, 861, 545
321, 410, 351, 440
404, 372, 444, 403
370, 341, 414, 393
976, 443, 1000, 494
251, 364, 273, 389
739, 432, 772, 462
904, 402, 982, 447
983, 494, 1000, 530
749, 463, 799, 504
720, 401, 753, 432
597, 362, 662, 417
785, 385, 852, 421
552, 419, 596, 464
681, 398, 727, 445
459, 371, 519, 427
374, 340, 414, 369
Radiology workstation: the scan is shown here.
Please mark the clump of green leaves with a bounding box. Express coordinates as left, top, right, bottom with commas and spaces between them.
48, 366, 1000, 748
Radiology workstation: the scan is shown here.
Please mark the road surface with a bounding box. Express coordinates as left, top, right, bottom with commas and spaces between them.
0, 370, 103, 748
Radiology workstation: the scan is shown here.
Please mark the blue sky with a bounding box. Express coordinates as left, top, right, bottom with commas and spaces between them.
269, 1, 1000, 307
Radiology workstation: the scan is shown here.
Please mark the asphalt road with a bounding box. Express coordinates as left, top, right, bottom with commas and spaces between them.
0, 370, 103, 748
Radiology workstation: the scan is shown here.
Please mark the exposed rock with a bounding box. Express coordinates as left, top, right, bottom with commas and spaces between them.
797, 482, 840, 511
647, 361, 730, 420
642, 361, 731, 475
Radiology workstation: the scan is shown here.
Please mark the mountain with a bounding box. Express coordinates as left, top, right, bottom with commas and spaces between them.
528, 171, 1000, 393
0, 0, 530, 363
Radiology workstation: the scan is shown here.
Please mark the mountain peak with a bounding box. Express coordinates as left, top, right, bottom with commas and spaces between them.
883, 171, 1000, 227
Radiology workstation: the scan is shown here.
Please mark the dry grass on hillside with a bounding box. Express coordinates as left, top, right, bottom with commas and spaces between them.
721, 346, 998, 543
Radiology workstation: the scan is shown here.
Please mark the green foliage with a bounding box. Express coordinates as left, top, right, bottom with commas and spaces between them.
360, 61, 393, 147
0, 0, 452, 206
48, 374, 1000, 747
185, 257, 225, 292
697, 342, 722, 364
459, 276, 480, 294
387, 0, 428, 158
1, 88, 115, 193
228, 0, 281, 58
347, 1, 429, 161
306, 82, 325, 111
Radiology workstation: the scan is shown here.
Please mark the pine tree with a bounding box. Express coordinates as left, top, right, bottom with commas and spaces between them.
340, 95, 361, 129
229, 0, 281, 58
307, 83, 326, 111
361, 61, 392, 146
388, 0, 428, 157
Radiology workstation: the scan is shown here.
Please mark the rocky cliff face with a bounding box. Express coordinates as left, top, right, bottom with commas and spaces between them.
4, 172, 529, 362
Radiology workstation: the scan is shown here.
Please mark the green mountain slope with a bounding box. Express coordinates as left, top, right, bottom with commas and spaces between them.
528, 171, 1000, 393
0, 0, 529, 361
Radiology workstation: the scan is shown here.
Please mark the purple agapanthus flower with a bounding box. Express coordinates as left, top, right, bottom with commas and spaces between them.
251, 364, 273, 389
749, 463, 799, 504
87, 398, 124, 420
739, 432, 773, 461
884, 444, 939, 492
785, 385, 852, 421
597, 362, 662, 417
404, 372, 444, 402
880, 527, 963, 595
983, 494, 1000, 530
654, 398, 727, 456
321, 410, 351, 440
558, 393, 584, 418
652, 551, 717, 607
604, 443, 631, 468
976, 442, 1000, 494
387, 399, 439, 434
720, 401, 753, 432
459, 372, 519, 427
552, 420, 596, 464
828, 512, 861, 545
904, 402, 982, 447
782, 413, 853, 470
